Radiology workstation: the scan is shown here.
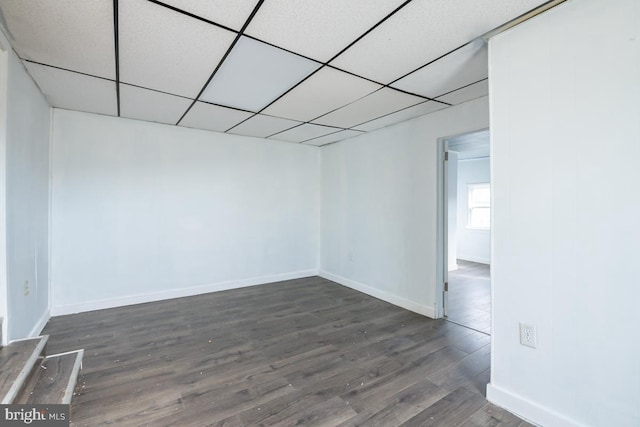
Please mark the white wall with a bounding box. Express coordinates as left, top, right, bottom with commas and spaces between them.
320, 96, 489, 317
456, 157, 490, 264
4, 49, 51, 341
487, 1, 640, 426
51, 110, 319, 315
447, 151, 458, 270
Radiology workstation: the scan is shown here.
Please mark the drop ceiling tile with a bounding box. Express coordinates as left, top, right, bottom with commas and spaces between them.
269, 124, 341, 143
436, 80, 489, 105
331, 0, 548, 83
228, 114, 301, 139
119, 0, 236, 98
158, 0, 260, 30
0, 0, 115, 78
303, 130, 364, 146
179, 102, 253, 133
448, 129, 490, 160
262, 67, 381, 122
392, 40, 488, 99
353, 101, 448, 132
245, 0, 407, 62
312, 88, 423, 129
120, 84, 192, 125
200, 37, 321, 112
24, 62, 117, 116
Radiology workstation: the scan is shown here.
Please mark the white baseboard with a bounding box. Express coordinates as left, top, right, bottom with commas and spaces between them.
448, 263, 459, 271
319, 270, 435, 318
51, 270, 318, 316
28, 309, 50, 338
487, 383, 586, 427
458, 255, 490, 265
1, 316, 7, 346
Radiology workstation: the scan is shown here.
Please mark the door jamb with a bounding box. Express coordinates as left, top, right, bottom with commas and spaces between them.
435, 137, 448, 319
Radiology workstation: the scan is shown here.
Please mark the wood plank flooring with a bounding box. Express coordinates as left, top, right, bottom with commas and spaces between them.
447, 261, 491, 334
42, 276, 529, 426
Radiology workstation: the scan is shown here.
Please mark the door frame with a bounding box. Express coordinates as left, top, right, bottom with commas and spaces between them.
435, 137, 448, 319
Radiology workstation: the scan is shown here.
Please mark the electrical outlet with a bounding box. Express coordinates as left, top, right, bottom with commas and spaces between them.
24, 280, 30, 296
519, 323, 537, 348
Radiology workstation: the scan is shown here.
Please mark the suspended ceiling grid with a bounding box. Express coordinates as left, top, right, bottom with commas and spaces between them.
0, 0, 548, 146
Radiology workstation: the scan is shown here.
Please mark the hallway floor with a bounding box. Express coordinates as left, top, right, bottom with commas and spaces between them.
448, 260, 491, 334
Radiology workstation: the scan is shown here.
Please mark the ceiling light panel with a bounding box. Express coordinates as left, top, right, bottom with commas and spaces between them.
157, 0, 260, 31
269, 124, 341, 143
262, 67, 381, 122
200, 36, 321, 112
120, 84, 192, 125
354, 101, 448, 132
228, 114, 301, 139
0, 0, 115, 79
245, 0, 408, 62
312, 88, 423, 129
119, 0, 236, 98
392, 40, 488, 98
179, 102, 253, 133
303, 130, 364, 147
331, 0, 548, 83
24, 62, 117, 116
436, 80, 489, 105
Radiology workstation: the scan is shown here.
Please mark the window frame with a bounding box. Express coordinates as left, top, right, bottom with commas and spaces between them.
467, 183, 491, 230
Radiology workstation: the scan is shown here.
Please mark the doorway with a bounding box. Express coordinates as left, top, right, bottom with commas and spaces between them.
439, 129, 491, 334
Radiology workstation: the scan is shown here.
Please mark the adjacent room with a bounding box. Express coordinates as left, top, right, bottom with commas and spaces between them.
0, 0, 638, 426
446, 129, 491, 334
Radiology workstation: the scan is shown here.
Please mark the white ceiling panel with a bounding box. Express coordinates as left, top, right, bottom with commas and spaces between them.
354, 101, 448, 132
245, 0, 407, 62
448, 129, 490, 160
158, 0, 259, 31
262, 67, 381, 122
120, 84, 192, 125
436, 80, 489, 105
269, 124, 341, 143
119, 0, 236, 98
0, 0, 115, 79
2, 0, 545, 140
200, 37, 321, 112
303, 130, 364, 147
179, 102, 253, 133
24, 62, 117, 116
392, 40, 488, 99
331, 0, 548, 83
228, 114, 301, 138
312, 88, 424, 129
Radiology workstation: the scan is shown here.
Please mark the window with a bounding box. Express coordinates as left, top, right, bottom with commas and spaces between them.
468, 183, 491, 230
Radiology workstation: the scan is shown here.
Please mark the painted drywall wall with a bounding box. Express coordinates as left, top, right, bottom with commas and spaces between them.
320, 96, 489, 317
487, 1, 640, 426
447, 151, 458, 270
51, 110, 319, 314
456, 157, 490, 264
5, 49, 51, 340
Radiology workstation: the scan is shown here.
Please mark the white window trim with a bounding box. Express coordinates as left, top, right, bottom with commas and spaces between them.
467, 183, 491, 230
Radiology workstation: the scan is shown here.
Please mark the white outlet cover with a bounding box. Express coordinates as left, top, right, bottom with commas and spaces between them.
519, 323, 537, 349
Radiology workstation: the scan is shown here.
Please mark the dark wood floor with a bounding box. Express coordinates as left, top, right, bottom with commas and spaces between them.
43, 276, 529, 426
447, 261, 491, 334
